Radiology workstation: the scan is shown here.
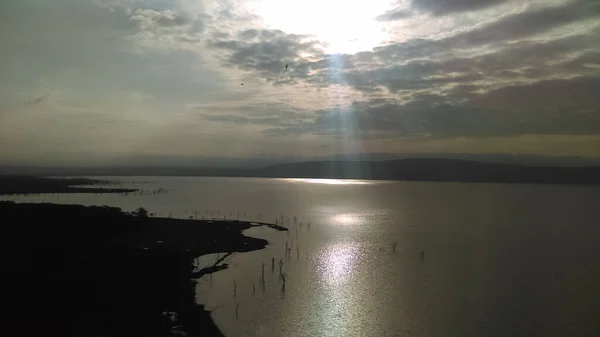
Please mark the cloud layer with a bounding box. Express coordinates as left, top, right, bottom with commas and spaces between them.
1, 0, 600, 165
205, 0, 600, 141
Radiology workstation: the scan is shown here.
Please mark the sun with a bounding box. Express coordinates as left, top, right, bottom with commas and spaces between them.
254, 0, 390, 55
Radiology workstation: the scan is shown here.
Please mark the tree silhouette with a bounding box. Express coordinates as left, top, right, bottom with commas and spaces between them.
134, 207, 149, 218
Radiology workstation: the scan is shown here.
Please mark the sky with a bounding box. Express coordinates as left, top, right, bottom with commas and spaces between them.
1, 0, 599, 166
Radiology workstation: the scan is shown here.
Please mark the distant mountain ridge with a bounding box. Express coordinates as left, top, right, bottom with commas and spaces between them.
2, 158, 600, 185
259, 159, 600, 184
5, 153, 600, 168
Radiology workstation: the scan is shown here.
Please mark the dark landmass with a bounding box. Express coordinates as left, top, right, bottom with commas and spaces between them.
6, 153, 600, 169
3, 158, 600, 185
311, 153, 600, 167
0, 201, 285, 337
0, 175, 137, 195
259, 159, 600, 184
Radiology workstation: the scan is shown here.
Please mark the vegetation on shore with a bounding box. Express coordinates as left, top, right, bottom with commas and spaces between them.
0, 201, 283, 337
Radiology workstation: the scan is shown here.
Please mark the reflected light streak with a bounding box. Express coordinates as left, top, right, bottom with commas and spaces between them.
283, 178, 370, 185
316, 242, 364, 337
317, 243, 361, 286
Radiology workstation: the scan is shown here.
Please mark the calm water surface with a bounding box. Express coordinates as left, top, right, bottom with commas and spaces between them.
4, 177, 600, 337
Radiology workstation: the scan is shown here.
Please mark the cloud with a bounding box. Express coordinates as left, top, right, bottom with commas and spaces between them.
377, 0, 511, 21
207, 0, 600, 96
376, 8, 413, 21
471, 76, 600, 113
207, 28, 325, 84
372, 1, 600, 63
129, 8, 208, 47
411, 0, 510, 16
192, 102, 314, 128
343, 31, 600, 96
262, 82, 600, 139
3, 0, 600, 164
449, 0, 599, 44
200, 0, 600, 144
154, 12, 191, 27
27, 97, 45, 105
130, 9, 194, 29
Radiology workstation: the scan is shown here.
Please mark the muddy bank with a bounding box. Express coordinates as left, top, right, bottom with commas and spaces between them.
0, 175, 137, 195
0, 201, 285, 336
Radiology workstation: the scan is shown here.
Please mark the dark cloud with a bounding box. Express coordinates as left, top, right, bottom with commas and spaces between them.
195, 102, 313, 127
471, 76, 600, 113
218, 8, 235, 20
344, 31, 600, 95
449, 0, 600, 45
188, 19, 205, 34
154, 13, 190, 27
206, 1, 600, 142
239, 29, 260, 40
263, 84, 600, 139
344, 61, 436, 93
215, 6, 261, 22
207, 29, 324, 83
176, 36, 202, 43
376, 8, 412, 21
209, 1, 599, 90
377, 0, 510, 20
338, 0, 600, 101
27, 97, 45, 105
203, 114, 284, 125
411, 0, 509, 16
372, 1, 600, 64
211, 30, 230, 39
234, 7, 600, 139
130, 9, 206, 39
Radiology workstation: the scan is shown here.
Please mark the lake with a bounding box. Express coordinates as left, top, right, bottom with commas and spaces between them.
3, 177, 600, 336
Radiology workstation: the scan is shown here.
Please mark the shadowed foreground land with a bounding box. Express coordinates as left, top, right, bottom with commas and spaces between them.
0, 201, 280, 337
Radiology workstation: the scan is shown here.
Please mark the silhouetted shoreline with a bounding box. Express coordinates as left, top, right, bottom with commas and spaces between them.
0, 201, 285, 337
0, 176, 137, 195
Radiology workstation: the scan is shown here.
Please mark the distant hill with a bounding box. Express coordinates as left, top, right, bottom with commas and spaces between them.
2, 158, 600, 184
259, 159, 600, 184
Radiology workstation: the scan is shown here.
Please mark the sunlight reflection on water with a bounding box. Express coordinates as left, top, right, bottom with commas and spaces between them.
281, 178, 372, 185
4, 177, 600, 337
317, 243, 361, 286
332, 213, 361, 225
